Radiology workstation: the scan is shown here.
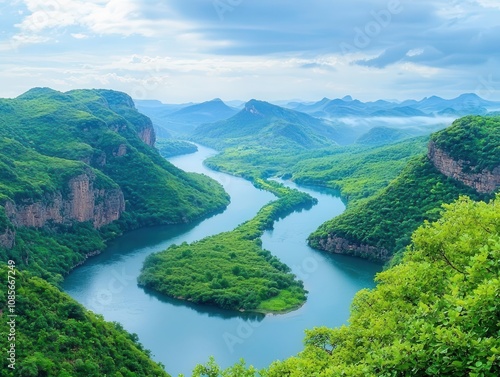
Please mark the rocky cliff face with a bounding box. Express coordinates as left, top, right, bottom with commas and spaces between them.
315, 235, 391, 261
138, 126, 155, 147
428, 141, 500, 194
0, 228, 15, 249
4, 172, 125, 230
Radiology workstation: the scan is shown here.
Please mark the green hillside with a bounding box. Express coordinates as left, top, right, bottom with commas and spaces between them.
355, 126, 414, 146
0, 267, 169, 377
198, 194, 500, 376
0, 88, 229, 282
205, 137, 428, 202
431, 115, 500, 171
309, 156, 485, 260
156, 139, 198, 157
309, 115, 499, 261
191, 99, 355, 150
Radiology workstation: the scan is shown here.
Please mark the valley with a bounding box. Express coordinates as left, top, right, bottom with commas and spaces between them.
62, 144, 381, 375
2, 3, 499, 376
0, 88, 499, 376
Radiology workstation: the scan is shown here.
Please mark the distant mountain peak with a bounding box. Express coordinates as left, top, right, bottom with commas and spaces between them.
456, 93, 481, 100
244, 99, 269, 116
342, 95, 353, 102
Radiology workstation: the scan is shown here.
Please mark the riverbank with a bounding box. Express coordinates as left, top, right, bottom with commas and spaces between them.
137, 179, 316, 313
63, 144, 381, 376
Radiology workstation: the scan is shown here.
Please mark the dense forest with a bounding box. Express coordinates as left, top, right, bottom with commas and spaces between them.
138, 179, 316, 313
200, 115, 499, 262
0, 88, 229, 282
1, 87, 498, 376
0, 88, 231, 376
309, 116, 499, 261
193, 194, 500, 376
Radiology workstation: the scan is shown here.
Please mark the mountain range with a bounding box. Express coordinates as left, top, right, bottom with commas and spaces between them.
289, 93, 500, 118
135, 98, 238, 137
191, 99, 357, 149
136, 94, 500, 149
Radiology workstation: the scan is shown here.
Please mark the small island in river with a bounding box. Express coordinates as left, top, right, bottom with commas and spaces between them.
138, 179, 317, 313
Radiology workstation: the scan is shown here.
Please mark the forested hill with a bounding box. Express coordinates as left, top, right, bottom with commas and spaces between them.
0, 88, 231, 376
192, 99, 355, 149
0, 88, 229, 281
309, 115, 499, 261
195, 195, 500, 375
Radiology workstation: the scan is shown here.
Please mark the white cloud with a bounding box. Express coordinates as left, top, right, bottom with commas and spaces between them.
13, 0, 193, 45
406, 49, 424, 57
70, 33, 88, 39
476, 0, 500, 10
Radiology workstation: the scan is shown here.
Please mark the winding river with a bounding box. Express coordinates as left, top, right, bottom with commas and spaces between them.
62, 144, 382, 376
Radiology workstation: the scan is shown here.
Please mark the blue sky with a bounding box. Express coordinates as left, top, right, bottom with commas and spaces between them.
0, 0, 499, 103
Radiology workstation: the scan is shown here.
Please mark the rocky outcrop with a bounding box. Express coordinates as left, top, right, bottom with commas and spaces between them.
315, 235, 391, 261
0, 228, 15, 249
428, 141, 500, 194
4, 172, 125, 229
138, 126, 155, 147
114, 144, 128, 157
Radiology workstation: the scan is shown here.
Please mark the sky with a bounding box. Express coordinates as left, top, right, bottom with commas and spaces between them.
0, 0, 499, 103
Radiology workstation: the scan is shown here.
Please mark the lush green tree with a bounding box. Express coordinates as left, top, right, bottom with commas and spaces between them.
192, 195, 500, 376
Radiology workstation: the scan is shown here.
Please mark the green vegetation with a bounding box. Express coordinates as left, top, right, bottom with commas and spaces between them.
193, 195, 500, 376
309, 115, 499, 260
292, 137, 428, 202
0, 88, 229, 282
156, 139, 198, 157
139, 179, 316, 313
0, 267, 169, 377
191, 99, 350, 150
0, 88, 230, 375
355, 126, 414, 146
431, 115, 500, 171
206, 137, 428, 202
309, 156, 488, 259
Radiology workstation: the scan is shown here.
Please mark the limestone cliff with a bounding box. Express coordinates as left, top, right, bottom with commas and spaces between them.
0, 228, 15, 249
316, 235, 391, 262
138, 125, 155, 147
4, 171, 125, 230
428, 141, 500, 194
96, 89, 156, 147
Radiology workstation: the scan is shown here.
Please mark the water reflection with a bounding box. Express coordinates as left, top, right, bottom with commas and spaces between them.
142, 287, 266, 321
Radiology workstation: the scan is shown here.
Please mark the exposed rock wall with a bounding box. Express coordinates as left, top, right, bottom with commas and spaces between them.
0, 228, 15, 249
4, 172, 125, 229
138, 122, 156, 147
428, 141, 500, 194
316, 235, 391, 262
